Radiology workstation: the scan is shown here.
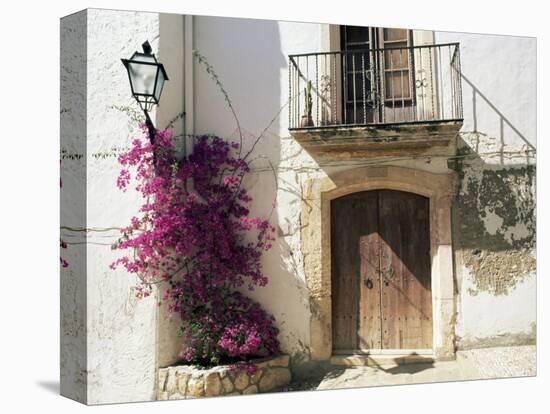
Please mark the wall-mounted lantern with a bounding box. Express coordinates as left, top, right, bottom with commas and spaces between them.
121, 41, 169, 144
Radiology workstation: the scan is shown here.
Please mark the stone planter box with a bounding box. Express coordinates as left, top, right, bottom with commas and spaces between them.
157, 355, 291, 400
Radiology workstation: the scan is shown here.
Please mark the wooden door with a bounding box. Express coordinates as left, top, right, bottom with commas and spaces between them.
331, 190, 432, 353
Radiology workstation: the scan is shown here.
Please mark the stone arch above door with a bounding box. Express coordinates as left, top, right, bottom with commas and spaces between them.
301, 165, 457, 360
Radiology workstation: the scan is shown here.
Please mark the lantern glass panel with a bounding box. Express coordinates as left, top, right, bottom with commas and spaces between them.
154, 68, 166, 103
127, 54, 158, 97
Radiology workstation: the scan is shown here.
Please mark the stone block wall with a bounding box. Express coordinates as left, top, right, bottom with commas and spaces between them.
157, 355, 291, 400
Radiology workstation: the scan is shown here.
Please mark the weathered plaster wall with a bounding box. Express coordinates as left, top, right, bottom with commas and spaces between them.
435, 31, 536, 347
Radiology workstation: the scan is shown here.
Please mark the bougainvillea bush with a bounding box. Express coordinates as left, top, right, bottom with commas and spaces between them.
111, 126, 280, 368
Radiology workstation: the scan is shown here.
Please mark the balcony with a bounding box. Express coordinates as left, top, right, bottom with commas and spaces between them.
288, 43, 463, 158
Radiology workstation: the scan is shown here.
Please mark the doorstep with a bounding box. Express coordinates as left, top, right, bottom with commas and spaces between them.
330, 350, 435, 367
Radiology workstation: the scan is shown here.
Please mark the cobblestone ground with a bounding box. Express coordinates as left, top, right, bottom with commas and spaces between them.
458, 345, 536, 379
285, 346, 536, 392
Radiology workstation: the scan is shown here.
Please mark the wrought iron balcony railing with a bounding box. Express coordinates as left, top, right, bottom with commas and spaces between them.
288, 43, 463, 130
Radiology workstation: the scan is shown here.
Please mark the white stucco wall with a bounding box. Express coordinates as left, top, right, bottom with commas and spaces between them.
86, 9, 160, 404
435, 31, 536, 153
61, 10, 536, 404
62, 8, 185, 404
458, 268, 536, 344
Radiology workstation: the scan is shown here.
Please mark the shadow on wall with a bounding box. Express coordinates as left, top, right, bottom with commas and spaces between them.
450, 72, 536, 296
194, 16, 287, 162
461, 72, 536, 160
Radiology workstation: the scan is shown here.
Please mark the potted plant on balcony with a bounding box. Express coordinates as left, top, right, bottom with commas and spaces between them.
300, 80, 314, 127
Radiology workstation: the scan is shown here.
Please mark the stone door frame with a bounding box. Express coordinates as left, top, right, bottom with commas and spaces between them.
301, 165, 457, 360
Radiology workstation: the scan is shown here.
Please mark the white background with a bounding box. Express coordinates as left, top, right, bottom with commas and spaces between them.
0, 0, 547, 412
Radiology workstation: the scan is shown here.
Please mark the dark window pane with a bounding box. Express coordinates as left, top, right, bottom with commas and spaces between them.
345, 52, 370, 70
345, 26, 370, 44
346, 73, 371, 101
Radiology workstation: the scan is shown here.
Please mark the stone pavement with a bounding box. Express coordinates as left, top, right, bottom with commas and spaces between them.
288, 346, 536, 391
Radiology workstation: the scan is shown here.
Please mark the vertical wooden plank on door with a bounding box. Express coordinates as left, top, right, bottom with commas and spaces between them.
378, 190, 432, 349
331, 191, 380, 351
331, 194, 358, 350
413, 197, 433, 349
358, 194, 382, 350
378, 190, 399, 349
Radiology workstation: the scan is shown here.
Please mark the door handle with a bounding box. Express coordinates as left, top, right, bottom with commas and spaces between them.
364, 278, 374, 289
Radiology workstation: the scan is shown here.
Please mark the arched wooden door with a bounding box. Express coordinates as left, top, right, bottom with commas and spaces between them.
331, 190, 432, 353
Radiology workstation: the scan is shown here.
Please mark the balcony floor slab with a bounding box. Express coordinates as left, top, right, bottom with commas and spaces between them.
289, 119, 463, 159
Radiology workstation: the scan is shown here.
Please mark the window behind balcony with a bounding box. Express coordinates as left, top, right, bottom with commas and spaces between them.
341, 26, 415, 124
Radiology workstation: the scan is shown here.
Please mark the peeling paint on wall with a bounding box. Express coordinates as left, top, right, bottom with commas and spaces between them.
461, 248, 535, 296
452, 137, 536, 296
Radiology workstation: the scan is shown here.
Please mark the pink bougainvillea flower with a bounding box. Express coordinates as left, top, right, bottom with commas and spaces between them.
111, 126, 279, 368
